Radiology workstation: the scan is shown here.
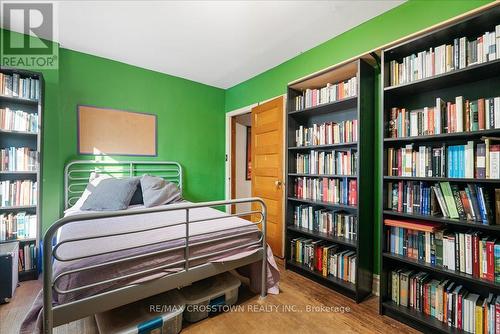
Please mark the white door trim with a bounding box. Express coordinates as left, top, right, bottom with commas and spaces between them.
225, 94, 286, 201
225, 104, 256, 204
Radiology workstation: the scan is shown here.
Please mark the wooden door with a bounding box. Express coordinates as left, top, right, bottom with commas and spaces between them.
251, 96, 284, 257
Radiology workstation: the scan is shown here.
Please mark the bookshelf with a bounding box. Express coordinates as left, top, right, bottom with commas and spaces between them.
0, 67, 43, 282
380, 5, 500, 333
285, 58, 375, 303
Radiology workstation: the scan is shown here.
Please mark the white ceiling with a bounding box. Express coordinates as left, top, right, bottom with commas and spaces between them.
4, 0, 405, 88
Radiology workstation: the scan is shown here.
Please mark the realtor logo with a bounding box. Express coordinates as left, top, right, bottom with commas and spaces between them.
1, 2, 58, 69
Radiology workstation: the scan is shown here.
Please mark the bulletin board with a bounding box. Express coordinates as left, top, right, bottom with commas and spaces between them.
77, 105, 157, 156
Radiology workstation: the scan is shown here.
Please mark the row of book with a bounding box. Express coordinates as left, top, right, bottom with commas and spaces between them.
0, 147, 38, 171
293, 77, 357, 111
388, 144, 443, 178
0, 108, 39, 133
387, 181, 497, 224
295, 150, 357, 175
387, 141, 500, 179
293, 205, 357, 240
295, 120, 358, 147
0, 180, 38, 207
0, 73, 40, 101
0, 213, 36, 241
293, 177, 357, 206
388, 96, 500, 138
391, 267, 500, 333
290, 237, 356, 284
19, 242, 36, 272
388, 25, 500, 86
385, 218, 499, 282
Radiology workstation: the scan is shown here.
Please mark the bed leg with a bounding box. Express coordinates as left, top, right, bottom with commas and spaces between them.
259, 200, 267, 300
259, 243, 267, 300
43, 284, 53, 333
43, 310, 53, 334
43, 235, 54, 334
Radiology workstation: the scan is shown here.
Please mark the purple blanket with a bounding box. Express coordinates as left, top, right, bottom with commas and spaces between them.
20, 204, 280, 333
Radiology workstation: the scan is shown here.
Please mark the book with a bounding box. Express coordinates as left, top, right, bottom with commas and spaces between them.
471, 100, 479, 131
496, 189, 500, 225
294, 77, 357, 111
17, 242, 36, 271
440, 182, 459, 219
295, 150, 357, 175
0, 108, 38, 133
390, 267, 500, 332
400, 270, 414, 307
389, 24, 500, 86
293, 204, 357, 240
0, 212, 36, 241
0, 147, 38, 171
0, 180, 37, 207
388, 95, 500, 139
384, 218, 441, 232
476, 143, 487, 178
293, 177, 357, 205
495, 242, 500, 284
456, 96, 464, 132
0, 73, 40, 100
290, 237, 355, 283
387, 226, 500, 279
436, 98, 445, 135
451, 184, 466, 220
387, 140, 498, 179
392, 269, 401, 304
490, 145, 500, 179
295, 120, 358, 147
387, 180, 498, 225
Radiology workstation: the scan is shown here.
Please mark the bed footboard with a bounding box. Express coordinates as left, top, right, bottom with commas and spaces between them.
42, 198, 267, 334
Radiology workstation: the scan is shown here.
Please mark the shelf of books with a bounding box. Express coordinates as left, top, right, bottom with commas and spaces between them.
380, 5, 500, 333
0, 67, 43, 281
285, 58, 375, 303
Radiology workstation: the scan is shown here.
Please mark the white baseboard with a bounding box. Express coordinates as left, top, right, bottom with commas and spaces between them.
372, 274, 380, 296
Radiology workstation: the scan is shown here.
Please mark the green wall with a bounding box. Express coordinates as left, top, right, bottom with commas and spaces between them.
40, 62, 61, 235
224, 0, 494, 274
224, 0, 493, 111
49, 49, 226, 231
2, 29, 226, 233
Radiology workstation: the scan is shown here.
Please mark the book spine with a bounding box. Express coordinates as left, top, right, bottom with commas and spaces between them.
487, 241, 495, 282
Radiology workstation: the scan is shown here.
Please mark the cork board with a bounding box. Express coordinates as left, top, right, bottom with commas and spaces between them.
78, 105, 157, 156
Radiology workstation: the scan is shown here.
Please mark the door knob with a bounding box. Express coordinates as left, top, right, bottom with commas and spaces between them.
275, 180, 283, 188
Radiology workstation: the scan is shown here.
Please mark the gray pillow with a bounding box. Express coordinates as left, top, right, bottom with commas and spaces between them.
81, 177, 140, 211
140, 175, 182, 208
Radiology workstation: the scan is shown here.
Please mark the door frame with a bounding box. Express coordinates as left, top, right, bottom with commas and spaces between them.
225, 94, 287, 256
225, 104, 256, 208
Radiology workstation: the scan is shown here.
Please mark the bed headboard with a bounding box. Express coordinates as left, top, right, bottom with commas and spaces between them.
64, 160, 183, 209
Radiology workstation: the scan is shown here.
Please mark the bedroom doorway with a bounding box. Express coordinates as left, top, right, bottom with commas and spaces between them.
226, 96, 285, 258
230, 113, 252, 217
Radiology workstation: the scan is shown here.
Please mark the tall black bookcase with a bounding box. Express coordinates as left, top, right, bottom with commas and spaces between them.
0, 67, 43, 282
380, 5, 500, 333
285, 58, 375, 303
